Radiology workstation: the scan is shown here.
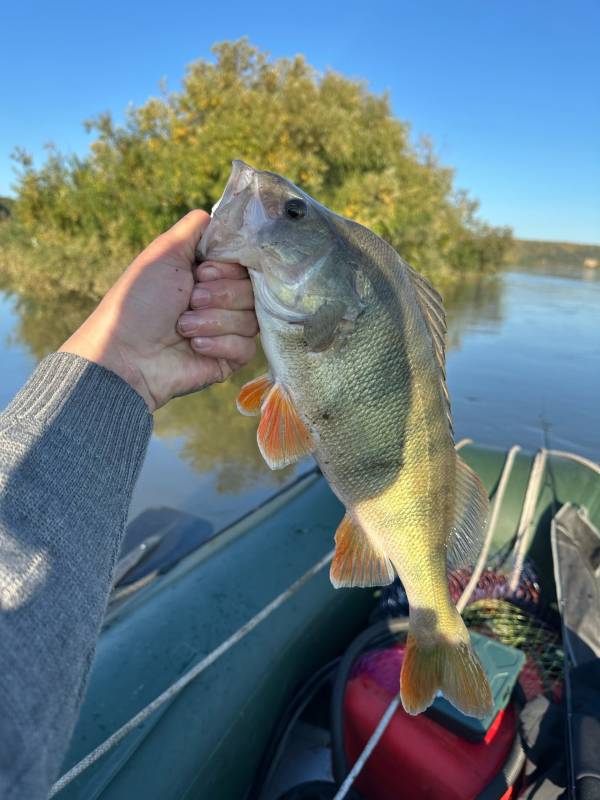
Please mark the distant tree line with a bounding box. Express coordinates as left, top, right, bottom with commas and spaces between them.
512, 239, 600, 268
0, 39, 512, 302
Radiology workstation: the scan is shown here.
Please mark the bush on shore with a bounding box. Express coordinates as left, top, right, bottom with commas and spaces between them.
0, 39, 512, 303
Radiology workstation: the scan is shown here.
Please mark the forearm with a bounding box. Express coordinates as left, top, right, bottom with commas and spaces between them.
0, 353, 152, 799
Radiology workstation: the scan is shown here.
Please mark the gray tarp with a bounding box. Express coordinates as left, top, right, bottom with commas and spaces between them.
552, 503, 600, 800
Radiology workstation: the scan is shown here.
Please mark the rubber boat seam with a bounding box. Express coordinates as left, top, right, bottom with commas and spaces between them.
51, 446, 600, 795
104, 466, 321, 626
506, 446, 599, 591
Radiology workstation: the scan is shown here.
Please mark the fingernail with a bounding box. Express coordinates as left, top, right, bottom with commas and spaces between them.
178, 316, 196, 334
192, 287, 211, 307
192, 337, 212, 352
198, 266, 219, 281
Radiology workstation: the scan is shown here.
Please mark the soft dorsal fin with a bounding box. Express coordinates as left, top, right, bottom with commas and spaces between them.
257, 383, 314, 470
446, 455, 489, 571
406, 265, 452, 434
330, 513, 395, 588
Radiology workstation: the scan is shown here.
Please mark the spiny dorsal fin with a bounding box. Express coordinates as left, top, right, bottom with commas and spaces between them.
257, 383, 314, 470
236, 374, 274, 416
330, 513, 395, 588
446, 455, 489, 570
406, 265, 452, 434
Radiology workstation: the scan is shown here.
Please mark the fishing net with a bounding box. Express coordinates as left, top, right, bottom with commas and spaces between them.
450, 562, 563, 701
448, 564, 541, 606
371, 561, 564, 702
463, 599, 563, 701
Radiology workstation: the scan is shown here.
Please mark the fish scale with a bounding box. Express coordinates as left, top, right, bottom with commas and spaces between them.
264, 294, 410, 501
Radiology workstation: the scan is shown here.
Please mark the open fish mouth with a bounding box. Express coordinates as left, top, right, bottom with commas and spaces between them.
198, 161, 268, 267
198, 160, 314, 324
211, 160, 256, 218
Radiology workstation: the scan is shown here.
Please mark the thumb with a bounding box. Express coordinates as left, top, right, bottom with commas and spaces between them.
159, 210, 211, 262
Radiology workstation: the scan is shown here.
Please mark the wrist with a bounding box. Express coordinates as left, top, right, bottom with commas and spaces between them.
59, 330, 157, 413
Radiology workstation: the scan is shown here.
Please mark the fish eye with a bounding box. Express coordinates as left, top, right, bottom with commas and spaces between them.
284, 198, 308, 220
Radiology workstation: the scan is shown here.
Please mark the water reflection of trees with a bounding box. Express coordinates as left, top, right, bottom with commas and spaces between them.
2, 287, 291, 492
3, 290, 96, 359
441, 274, 504, 351
153, 353, 295, 493
3, 272, 504, 491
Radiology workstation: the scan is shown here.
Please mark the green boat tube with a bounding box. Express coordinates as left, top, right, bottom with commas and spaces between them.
52, 443, 600, 800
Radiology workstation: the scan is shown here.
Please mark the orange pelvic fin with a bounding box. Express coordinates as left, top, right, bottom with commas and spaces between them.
236, 374, 274, 416
257, 383, 313, 469
400, 632, 493, 718
330, 513, 395, 588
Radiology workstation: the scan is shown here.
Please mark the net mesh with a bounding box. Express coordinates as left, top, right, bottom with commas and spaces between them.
462, 599, 563, 701
370, 560, 564, 702
450, 561, 563, 700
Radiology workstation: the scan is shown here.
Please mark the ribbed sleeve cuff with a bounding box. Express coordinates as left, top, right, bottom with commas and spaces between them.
4, 352, 153, 490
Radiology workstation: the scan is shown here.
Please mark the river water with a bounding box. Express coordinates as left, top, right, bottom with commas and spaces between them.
1, 262, 598, 535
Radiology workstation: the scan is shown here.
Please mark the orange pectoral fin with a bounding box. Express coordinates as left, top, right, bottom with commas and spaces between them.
236, 374, 274, 416
257, 384, 313, 469
330, 513, 395, 588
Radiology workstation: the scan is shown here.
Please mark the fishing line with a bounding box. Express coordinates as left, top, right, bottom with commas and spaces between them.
332, 696, 401, 800
458, 445, 520, 612
50, 448, 599, 797
331, 448, 600, 800
49, 548, 335, 797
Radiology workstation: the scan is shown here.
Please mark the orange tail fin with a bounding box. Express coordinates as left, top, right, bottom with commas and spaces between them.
400, 632, 493, 718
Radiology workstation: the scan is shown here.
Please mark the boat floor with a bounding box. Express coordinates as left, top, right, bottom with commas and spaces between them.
261, 721, 334, 800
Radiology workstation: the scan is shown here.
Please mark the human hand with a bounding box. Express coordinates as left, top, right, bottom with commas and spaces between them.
59, 211, 257, 412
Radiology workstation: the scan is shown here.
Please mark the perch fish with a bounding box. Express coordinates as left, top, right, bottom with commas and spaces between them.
199, 161, 492, 717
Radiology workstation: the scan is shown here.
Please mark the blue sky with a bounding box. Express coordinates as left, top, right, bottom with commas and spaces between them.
1, 0, 598, 243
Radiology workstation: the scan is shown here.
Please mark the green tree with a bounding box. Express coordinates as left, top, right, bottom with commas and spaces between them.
0, 195, 13, 220
1, 39, 511, 302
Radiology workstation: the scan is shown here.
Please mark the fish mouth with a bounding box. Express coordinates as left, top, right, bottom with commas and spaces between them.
198, 161, 318, 326
211, 160, 256, 217
198, 160, 267, 268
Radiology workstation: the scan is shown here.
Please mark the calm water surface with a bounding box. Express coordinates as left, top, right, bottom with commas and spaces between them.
1, 263, 598, 534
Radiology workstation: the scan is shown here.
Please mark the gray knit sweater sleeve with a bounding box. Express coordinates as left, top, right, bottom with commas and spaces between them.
0, 352, 153, 799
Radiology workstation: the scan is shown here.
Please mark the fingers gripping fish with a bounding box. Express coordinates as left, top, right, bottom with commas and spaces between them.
199, 161, 493, 718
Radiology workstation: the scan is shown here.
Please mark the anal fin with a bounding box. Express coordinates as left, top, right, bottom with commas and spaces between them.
330, 513, 395, 588
236, 374, 274, 416
257, 384, 313, 469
